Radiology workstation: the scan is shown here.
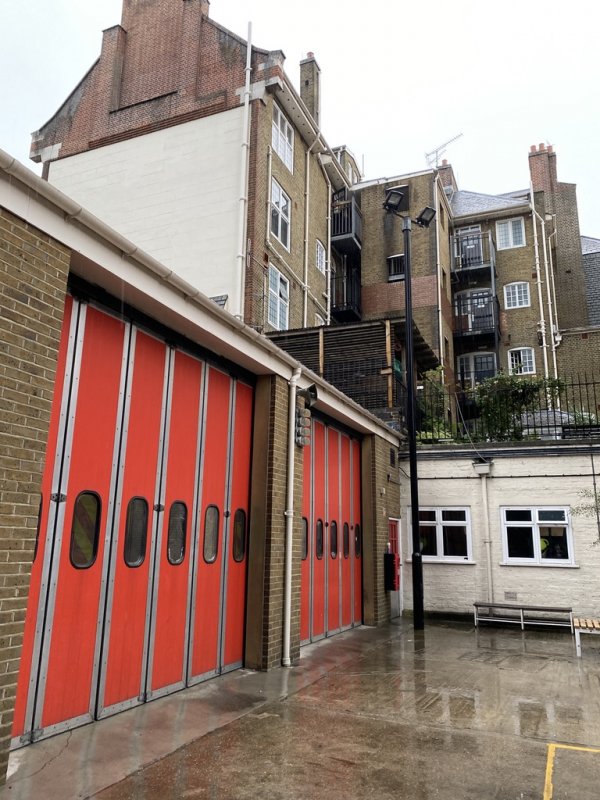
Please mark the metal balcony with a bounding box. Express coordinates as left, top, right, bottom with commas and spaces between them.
451, 232, 495, 281
331, 270, 361, 322
453, 293, 500, 341
331, 198, 362, 254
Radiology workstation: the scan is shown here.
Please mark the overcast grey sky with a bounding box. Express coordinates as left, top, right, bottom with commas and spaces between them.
1, 1, 598, 236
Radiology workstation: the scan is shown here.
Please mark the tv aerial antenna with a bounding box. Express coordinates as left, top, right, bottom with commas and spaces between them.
425, 133, 463, 168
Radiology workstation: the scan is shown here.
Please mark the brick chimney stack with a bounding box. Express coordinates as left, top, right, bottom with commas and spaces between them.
200, 0, 210, 15
300, 52, 321, 127
529, 142, 557, 193
437, 159, 458, 192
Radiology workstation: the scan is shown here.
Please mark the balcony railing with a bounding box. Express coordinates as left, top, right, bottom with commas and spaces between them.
452, 232, 495, 274
331, 198, 362, 253
323, 357, 406, 417
453, 294, 500, 338
416, 375, 600, 443
331, 270, 361, 321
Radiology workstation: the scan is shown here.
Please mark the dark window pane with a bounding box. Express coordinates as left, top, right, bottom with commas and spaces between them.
124, 497, 148, 567
538, 509, 565, 522
301, 517, 308, 561
316, 519, 324, 560
233, 508, 246, 562
507, 526, 534, 558
70, 491, 101, 569
441, 509, 466, 522
343, 523, 350, 558
167, 502, 187, 565
330, 521, 338, 558
355, 523, 362, 557
204, 505, 219, 563
33, 496, 42, 563
540, 526, 569, 559
419, 524, 437, 556
443, 525, 467, 557
419, 509, 436, 522
506, 509, 532, 522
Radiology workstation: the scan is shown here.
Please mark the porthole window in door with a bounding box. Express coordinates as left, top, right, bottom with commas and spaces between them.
330, 521, 338, 558
301, 517, 308, 561
354, 523, 362, 557
124, 497, 148, 567
167, 502, 187, 565
343, 522, 350, 558
315, 519, 324, 560
232, 509, 247, 562
203, 505, 219, 563
70, 491, 101, 569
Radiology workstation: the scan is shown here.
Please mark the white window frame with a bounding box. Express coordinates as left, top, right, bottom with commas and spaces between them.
500, 506, 574, 566
267, 264, 289, 331
316, 240, 326, 275
272, 104, 294, 172
410, 506, 473, 563
496, 217, 526, 250
271, 179, 291, 251
504, 281, 530, 309
508, 347, 535, 375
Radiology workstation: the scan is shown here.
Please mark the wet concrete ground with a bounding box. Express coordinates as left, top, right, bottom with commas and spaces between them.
3, 619, 600, 799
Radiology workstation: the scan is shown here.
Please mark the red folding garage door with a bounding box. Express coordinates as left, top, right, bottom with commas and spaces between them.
13, 298, 253, 746
300, 418, 362, 645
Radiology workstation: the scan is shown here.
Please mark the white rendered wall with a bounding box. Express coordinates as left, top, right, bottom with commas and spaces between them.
48, 110, 244, 315
401, 450, 600, 616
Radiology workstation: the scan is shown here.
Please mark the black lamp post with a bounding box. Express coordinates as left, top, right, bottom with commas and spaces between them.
383, 189, 436, 631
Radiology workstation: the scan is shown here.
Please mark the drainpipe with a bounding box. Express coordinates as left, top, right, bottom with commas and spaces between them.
473, 460, 494, 602
433, 178, 444, 370
529, 185, 549, 379
303, 137, 320, 327
283, 365, 302, 667
235, 23, 252, 321
548, 228, 562, 355
530, 197, 557, 380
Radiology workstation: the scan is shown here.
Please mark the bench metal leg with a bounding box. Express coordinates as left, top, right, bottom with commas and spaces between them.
575, 629, 582, 658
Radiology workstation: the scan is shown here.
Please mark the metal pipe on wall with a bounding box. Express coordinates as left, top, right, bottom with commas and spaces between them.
530, 185, 549, 380
235, 22, 252, 321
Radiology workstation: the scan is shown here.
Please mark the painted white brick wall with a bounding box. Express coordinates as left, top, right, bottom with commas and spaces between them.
401, 450, 600, 616
48, 110, 244, 314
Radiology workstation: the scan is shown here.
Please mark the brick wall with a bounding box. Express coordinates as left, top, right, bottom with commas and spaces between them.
0, 210, 69, 783
361, 435, 400, 626
557, 329, 600, 379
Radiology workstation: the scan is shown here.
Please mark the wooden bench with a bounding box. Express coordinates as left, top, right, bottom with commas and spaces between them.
474, 601, 574, 632
573, 618, 600, 657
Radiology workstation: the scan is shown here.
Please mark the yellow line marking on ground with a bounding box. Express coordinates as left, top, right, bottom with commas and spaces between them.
543, 743, 600, 800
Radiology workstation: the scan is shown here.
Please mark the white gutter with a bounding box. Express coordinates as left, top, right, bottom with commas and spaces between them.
283, 365, 302, 666
235, 22, 253, 321
529, 185, 549, 379
548, 228, 561, 352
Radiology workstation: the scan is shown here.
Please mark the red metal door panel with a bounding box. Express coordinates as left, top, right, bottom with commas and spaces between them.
327, 428, 341, 634
340, 435, 352, 629
38, 305, 127, 732
352, 439, 363, 624
189, 366, 231, 680
300, 440, 311, 643
12, 296, 74, 742
100, 330, 167, 713
221, 380, 253, 669
311, 421, 326, 639
148, 351, 203, 697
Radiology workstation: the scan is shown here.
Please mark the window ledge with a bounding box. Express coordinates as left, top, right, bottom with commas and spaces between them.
500, 561, 579, 568
406, 558, 475, 565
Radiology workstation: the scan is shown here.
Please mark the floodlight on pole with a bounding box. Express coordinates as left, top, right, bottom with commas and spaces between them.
383, 188, 436, 631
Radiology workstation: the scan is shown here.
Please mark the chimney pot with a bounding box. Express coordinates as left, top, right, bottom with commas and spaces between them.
530, 144, 537, 153
539, 142, 546, 151
307, 51, 314, 58
548, 144, 553, 153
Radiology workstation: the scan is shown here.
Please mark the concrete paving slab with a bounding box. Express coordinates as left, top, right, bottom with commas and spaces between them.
3, 619, 600, 799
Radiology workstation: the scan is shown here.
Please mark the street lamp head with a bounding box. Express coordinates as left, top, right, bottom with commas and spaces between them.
383, 188, 405, 215
415, 206, 436, 228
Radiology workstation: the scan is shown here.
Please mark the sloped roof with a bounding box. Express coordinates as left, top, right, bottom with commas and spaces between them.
582, 236, 600, 254
451, 190, 527, 217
